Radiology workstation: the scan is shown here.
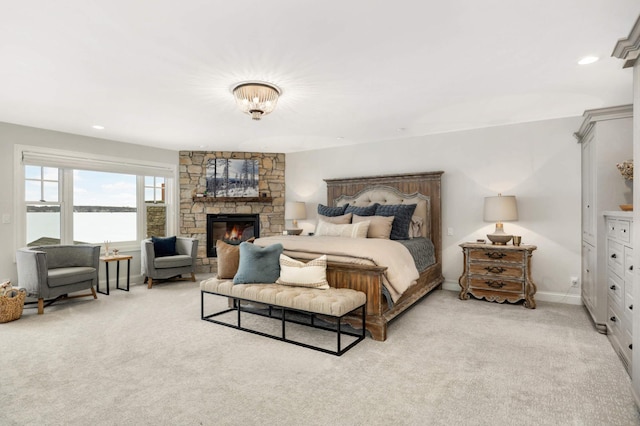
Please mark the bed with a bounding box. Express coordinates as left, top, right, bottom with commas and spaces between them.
257, 171, 444, 341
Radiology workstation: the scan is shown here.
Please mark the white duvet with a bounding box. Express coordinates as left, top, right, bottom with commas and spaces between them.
254, 235, 419, 302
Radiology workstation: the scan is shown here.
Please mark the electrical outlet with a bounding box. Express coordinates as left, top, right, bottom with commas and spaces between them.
570, 276, 579, 287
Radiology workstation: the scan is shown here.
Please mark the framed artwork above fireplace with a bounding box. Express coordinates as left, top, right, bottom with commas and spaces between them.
206, 158, 259, 198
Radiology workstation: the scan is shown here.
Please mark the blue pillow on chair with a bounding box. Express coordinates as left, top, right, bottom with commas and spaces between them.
233, 242, 284, 284
152, 236, 178, 257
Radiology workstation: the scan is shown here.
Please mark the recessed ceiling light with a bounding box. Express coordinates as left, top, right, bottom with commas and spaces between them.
578, 56, 599, 65
92, 125, 105, 130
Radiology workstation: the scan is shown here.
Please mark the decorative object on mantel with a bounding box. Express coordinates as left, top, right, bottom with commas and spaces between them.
231, 81, 281, 120
285, 201, 306, 235
616, 159, 633, 181
620, 204, 633, 211
483, 193, 518, 245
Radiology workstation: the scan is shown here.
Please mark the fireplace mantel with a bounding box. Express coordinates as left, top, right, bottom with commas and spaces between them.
192, 196, 273, 203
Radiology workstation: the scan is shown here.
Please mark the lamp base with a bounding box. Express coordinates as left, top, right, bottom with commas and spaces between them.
486, 233, 513, 245
286, 229, 303, 236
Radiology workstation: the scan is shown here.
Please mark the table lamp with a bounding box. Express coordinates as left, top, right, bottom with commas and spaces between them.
285, 201, 306, 235
483, 194, 518, 245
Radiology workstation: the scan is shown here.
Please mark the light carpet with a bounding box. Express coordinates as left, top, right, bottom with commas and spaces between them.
1, 276, 639, 426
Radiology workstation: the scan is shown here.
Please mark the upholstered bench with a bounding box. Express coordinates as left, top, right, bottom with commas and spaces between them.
200, 277, 366, 356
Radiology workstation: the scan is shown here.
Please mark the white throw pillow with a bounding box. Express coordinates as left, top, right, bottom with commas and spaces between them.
276, 254, 330, 289
315, 220, 370, 238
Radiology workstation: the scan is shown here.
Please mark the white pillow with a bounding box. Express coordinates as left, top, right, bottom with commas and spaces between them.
276, 254, 330, 289
315, 220, 370, 238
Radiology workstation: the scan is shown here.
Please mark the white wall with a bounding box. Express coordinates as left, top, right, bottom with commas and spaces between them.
0, 122, 178, 287
286, 116, 584, 304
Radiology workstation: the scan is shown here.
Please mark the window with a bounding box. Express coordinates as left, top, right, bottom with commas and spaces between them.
18, 146, 177, 248
25, 166, 61, 246
73, 170, 137, 244
144, 176, 167, 238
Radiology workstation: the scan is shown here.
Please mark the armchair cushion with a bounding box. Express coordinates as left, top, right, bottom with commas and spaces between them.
48, 267, 98, 288
151, 236, 178, 257
154, 255, 193, 269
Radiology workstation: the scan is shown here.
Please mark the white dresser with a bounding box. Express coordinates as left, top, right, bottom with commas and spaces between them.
604, 211, 634, 374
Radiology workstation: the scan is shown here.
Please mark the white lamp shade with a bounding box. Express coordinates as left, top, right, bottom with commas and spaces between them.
483, 195, 518, 222
285, 201, 307, 220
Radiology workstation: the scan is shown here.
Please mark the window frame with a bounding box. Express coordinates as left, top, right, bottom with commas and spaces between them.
14, 144, 178, 251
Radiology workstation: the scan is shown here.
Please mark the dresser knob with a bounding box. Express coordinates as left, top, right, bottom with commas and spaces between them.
611, 253, 617, 259
630, 304, 633, 311
610, 316, 617, 322
630, 265, 634, 271
630, 344, 633, 350
610, 285, 616, 290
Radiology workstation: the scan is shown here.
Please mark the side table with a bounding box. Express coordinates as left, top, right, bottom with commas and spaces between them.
458, 242, 537, 308
98, 254, 133, 295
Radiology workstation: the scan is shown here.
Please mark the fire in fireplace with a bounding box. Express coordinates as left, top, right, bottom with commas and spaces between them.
207, 214, 260, 257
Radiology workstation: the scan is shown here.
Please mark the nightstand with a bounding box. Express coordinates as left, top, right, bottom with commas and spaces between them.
458, 243, 537, 308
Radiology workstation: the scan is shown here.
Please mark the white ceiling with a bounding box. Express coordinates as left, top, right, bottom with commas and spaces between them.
1, 1, 639, 153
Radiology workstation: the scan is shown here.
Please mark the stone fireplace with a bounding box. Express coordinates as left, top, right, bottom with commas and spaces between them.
179, 151, 285, 273
206, 213, 260, 257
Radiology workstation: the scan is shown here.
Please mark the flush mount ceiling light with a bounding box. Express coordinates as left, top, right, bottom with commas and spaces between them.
231, 81, 282, 120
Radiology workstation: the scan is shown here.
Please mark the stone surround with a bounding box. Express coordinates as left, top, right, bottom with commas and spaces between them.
179, 151, 285, 273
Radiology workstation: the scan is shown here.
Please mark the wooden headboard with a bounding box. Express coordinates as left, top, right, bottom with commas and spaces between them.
324, 171, 443, 263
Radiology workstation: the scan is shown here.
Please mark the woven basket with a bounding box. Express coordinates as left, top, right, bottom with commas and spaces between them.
0, 288, 26, 323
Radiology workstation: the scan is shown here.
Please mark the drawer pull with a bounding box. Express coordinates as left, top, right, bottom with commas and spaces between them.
610, 285, 617, 290
611, 253, 617, 259
630, 265, 634, 271
630, 304, 633, 311
484, 266, 506, 274
623, 229, 627, 233
610, 316, 617, 322
630, 344, 633, 350
485, 252, 506, 259
485, 280, 506, 289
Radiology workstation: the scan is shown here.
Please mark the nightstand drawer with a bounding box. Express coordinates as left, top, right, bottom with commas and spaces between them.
469, 277, 523, 293
469, 262, 523, 279
469, 249, 524, 264
608, 240, 623, 277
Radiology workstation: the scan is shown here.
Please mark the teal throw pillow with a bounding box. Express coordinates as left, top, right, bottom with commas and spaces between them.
233, 242, 284, 284
152, 236, 178, 257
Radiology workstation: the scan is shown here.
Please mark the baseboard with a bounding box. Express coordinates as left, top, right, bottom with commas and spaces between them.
442, 281, 583, 306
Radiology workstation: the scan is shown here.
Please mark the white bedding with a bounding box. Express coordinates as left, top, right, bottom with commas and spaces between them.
254, 235, 420, 302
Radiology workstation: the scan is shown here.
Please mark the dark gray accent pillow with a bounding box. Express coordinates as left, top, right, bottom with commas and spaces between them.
317, 203, 348, 217
375, 204, 417, 240
152, 236, 177, 257
233, 242, 283, 284
345, 203, 379, 217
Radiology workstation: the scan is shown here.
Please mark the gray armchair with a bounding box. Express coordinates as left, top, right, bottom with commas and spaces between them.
141, 237, 198, 288
16, 244, 100, 314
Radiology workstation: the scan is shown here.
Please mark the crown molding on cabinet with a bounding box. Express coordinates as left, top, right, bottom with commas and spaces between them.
573, 104, 633, 143
612, 15, 640, 68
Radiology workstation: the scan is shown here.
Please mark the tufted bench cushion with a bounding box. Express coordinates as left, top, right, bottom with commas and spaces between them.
200, 277, 367, 355
200, 277, 366, 317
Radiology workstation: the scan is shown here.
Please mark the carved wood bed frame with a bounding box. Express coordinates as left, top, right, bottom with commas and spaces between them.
321, 171, 444, 341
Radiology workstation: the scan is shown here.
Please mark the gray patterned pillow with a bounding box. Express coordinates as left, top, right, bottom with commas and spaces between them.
317, 203, 348, 217
345, 203, 379, 217
375, 204, 417, 240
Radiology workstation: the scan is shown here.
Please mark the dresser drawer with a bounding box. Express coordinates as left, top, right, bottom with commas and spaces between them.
469, 262, 523, 279
608, 272, 624, 310
625, 246, 634, 282
625, 290, 634, 325
608, 239, 623, 277
468, 277, 523, 293
469, 249, 524, 264
608, 219, 631, 243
